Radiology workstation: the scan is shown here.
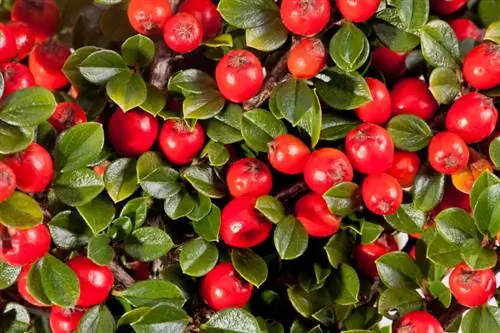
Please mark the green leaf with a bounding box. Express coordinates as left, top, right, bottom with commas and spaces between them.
62, 46, 101, 88
124, 227, 174, 261
121, 34, 155, 67
429, 67, 461, 104
478, 0, 500, 26
378, 289, 424, 316
274, 216, 308, 260
395, 0, 429, 30
202, 308, 261, 333
48, 211, 92, 249
183, 90, 225, 120
79, 50, 128, 84
106, 71, 147, 111
78, 305, 115, 333
375, 252, 424, 289
420, 20, 460, 69
26, 260, 51, 306
139, 166, 181, 199
0, 121, 34, 154
107, 217, 133, 241
0, 302, 30, 333
490, 137, 500, 168
428, 281, 452, 308
461, 305, 500, 333
329, 22, 370, 72
296, 89, 322, 148
131, 304, 189, 333
435, 208, 478, 244
192, 204, 221, 242
120, 197, 149, 228
140, 84, 166, 116
323, 182, 360, 217
77, 195, 115, 234
87, 235, 114, 266
53, 168, 104, 206
136, 152, 165, 180
231, 248, 268, 287
255, 195, 285, 224
324, 232, 352, 268
329, 264, 359, 305
186, 192, 212, 221
183, 165, 226, 199
179, 238, 218, 277
470, 171, 500, 211
413, 169, 445, 212
484, 20, 500, 43
241, 108, 287, 152
426, 233, 462, 267
384, 204, 426, 233
0, 262, 21, 290
117, 307, 150, 327
460, 238, 497, 269
387, 115, 433, 152
372, 22, 421, 52
206, 104, 243, 144
201, 141, 230, 167
0, 192, 43, 229
360, 221, 384, 244
120, 280, 186, 307
104, 158, 139, 202
320, 114, 359, 141
217, 0, 279, 29
246, 18, 288, 52
40, 254, 80, 307
0, 87, 56, 127
203, 34, 234, 48
274, 78, 315, 126
474, 184, 500, 235
287, 285, 329, 318
168, 69, 217, 95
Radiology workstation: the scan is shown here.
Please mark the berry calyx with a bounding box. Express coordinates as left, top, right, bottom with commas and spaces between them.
0, 24, 18, 64
449, 18, 483, 41
391, 78, 439, 121
295, 193, 341, 237
163, 13, 203, 54
159, 120, 205, 165
462, 43, 500, 91
178, 0, 221, 40
49, 102, 88, 133
11, 0, 60, 42
449, 262, 496, 308
355, 77, 391, 124
127, 0, 173, 35
428, 132, 469, 175
362, 173, 403, 216
5, 22, 34, 60
0, 224, 51, 266
387, 151, 421, 187
0, 62, 35, 99
287, 37, 326, 79
354, 233, 398, 278
268, 134, 311, 175
49, 306, 87, 333
280, 0, 330, 36
395, 311, 444, 333
29, 40, 71, 90
227, 157, 273, 198
0, 162, 16, 203
18, 265, 49, 307
335, 0, 381, 23
371, 46, 407, 80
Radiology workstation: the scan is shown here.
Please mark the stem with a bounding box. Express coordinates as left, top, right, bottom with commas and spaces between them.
275, 180, 308, 204
149, 39, 183, 92
109, 261, 135, 288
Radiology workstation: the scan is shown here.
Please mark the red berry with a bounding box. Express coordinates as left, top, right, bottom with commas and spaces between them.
391, 78, 438, 121
355, 78, 392, 124
295, 193, 341, 237
6, 22, 34, 60
93, 161, 110, 178
163, 13, 203, 54
127, 0, 173, 35
335, 0, 380, 22
371, 46, 407, 80
387, 151, 421, 188
49, 306, 87, 333
430, 0, 468, 15
11, 0, 60, 42
18, 265, 49, 307
227, 157, 273, 198
395, 311, 444, 333
428, 132, 469, 175
280, 0, 330, 36
362, 173, 403, 216
0, 162, 16, 203
446, 92, 498, 144
221, 196, 272, 248
303, 148, 354, 195
345, 123, 394, 174
178, 0, 221, 40
3, 143, 54, 193
108, 108, 159, 157
200, 262, 252, 311
287, 37, 326, 79
0, 24, 17, 63
449, 262, 496, 307
449, 18, 483, 42
0, 224, 51, 266
67, 256, 114, 307
0, 62, 35, 99
268, 134, 311, 175
49, 102, 88, 133
354, 233, 398, 278
29, 40, 71, 90
159, 120, 205, 165
216, 50, 264, 103
463, 43, 500, 91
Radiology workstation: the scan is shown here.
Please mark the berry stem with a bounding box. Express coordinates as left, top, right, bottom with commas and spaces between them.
109, 260, 135, 289
149, 39, 184, 92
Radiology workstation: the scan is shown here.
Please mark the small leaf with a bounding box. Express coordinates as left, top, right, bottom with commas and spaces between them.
124, 227, 174, 261
274, 78, 315, 126
87, 235, 114, 266
287, 285, 328, 318
426, 233, 462, 267
320, 114, 359, 141
0, 121, 34, 154
217, 0, 279, 29
329, 264, 360, 305
201, 141, 230, 167
329, 22, 370, 72
78, 305, 115, 333
0, 262, 21, 290
121, 34, 155, 67
0, 302, 30, 332
120, 197, 149, 228
203, 34, 234, 47
378, 288, 424, 316
372, 22, 421, 52
384, 204, 426, 233
360, 221, 384, 244
413, 168, 445, 212
79, 50, 128, 84
40, 254, 80, 308
490, 137, 500, 168
274, 216, 309, 260
104, 158, 139, 202
192, 204, 221, 242
48, 211, 92, 249
77, 195, 115, 234
106, 71, 147, 111
186, 192, 212, 221
420, 20, 460, 69
168, 69, 217, 95
461, 305, 500, 333
206, 104, 243, 144
202, 308, 260, 333
52, 168, 104, 207
474, 184, 500, 235
131, 304, 189, 333
62, 46, 101, 88
120, 280, 186, 307
429, 67, 461, 104
241, 108, 287, 152
139, 166, 181, 199
179, 238, 218, 277
140, 84, 166, 116
246, 17, 288, 52
470, 171, 500, 211
255, 195, 285, 224
375, 252, 424, 289
231, 248, 268, 287
0, 192, 43, 229
428, 281, 452, 308
387, 114, 433, 152
478, 0, 500, 27
395, 0, 429, 30
435, 208, 478, 244
183, 165, 226, 198
183, 90, 225, 119
460, 238, 497, 269
324, 232, 352, 268
323, 182, 360, 217
296, 89, 322, 148
136, 152, 166, 181
107, 217, 133, 241
0, 87, 56, 127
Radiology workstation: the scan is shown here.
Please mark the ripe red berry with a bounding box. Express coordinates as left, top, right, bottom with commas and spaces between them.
449, 18, 483, 42
159, 120, 205, 165
268, 134, 311, 175
0, 24, 17, 64
127, 0, 173, 35
449, 262, 496, 307
345, 123, 394, 174
391, 78, 439, 121
3, 143, 54, 193
178, 0, 221, 40
49, 306, 87, 333
49, 102, 88, 133
362, 173, 403, 216
227, 157, 273, 198
335, 0, 380, 22
295, 193, 341, 237
430, 0, 468, 15
108, 108, 159, 157
0, 62, 35, 99
18, 265, 49, 307
446, 92, 498, 144
395, 311, 444, 333
0, 162, 16, 203
354, 233, 398, 278
200, 262, 252, 311
303, 148, 354, 195
216, 50, 264, 103
387, 151, 421, 188
355, 78, 391, 124
0, 224, 51, 266
67, 256, 114, 307
93, 161, 110, 178
29, 40, 71, 90
463, 43, 500, 91
280, 0, 330, 36
287, 37, 326, 79
11, 0, 60, 42
371, 46, 407, 80
428, 132, 469, 175
221, 196, 272, 248
163, 13, 203, 54
6, 22, 34, 60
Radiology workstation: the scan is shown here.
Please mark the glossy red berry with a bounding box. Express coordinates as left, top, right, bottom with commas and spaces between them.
128, 0, 173, 35
29, 40, 71, 90
268, 134, 311, 175
355, 78, 391, 124
49, 102, 88, 133
463, 43, 500, 91
395, 311, 444, 333
216, 49, 264, 103
345, 123, 394, 174
295, 193, 341, 237
18, 265, 49, 307
6, 22, 34, 60
387, 151, 421, 188
280, 0, 330, 36
67, 256, 114, 307
0, 162, 16, 203
0, 24, 17, 64
11, 0, 60, 42
354, 233, 398, 278
428, 132, 469, 175
49, 306, 87, 333
178, 0, 221, 40
0, 224, 51, 266
221, 196, 272, 248
449, 262, 496, 308
362, 173, 403, 216
371, 46, 407, 80
108, 108, 159, 157
163, 13, 203, 54
287, 37, 326, 79
449, 18, 483, 42
200, 262, 252, 311
0, 62, 35, 98
430, 0, 468, 15
227, 157, 273, 198
159, 120, 205, 165
3, 143, 53, 193
335, 0, 380, 22
446, 92, 498, 144
303, 148, 354, 195
391, 78, 439, 121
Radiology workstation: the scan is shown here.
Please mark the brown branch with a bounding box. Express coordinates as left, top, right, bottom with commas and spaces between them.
149, 40, 183, 92
109, 261, 135, 289
275, 180, 308, 204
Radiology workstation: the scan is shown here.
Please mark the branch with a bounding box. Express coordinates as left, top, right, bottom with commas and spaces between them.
149, 39, 183, 92
275, 180, 308, 204
109, 261, 135, 289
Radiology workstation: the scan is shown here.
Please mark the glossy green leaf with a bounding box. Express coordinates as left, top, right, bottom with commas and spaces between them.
40, 254, 80, 307
186, 192, 212, 221
0, 192, 43, 229
375, 252, 424, 289
183, 165, 226, 198
470, 171, 500, 211
378, 289, 424, 316
323, 182, 361, 217
53, 168, 104, 206
0, 121, 34, 154
206, 104, 243, 144
384, 204, 426, 233
274, 78, 315, 126
387, 114, 433, 152
0, 87, 56, 127
360, 220, 384, 244
201, 141, 230, 167
87, 235, 114, 266
168, 69, 217, 95
0, 302, 30, 333
255, 195, 285, 224
104, 158, 139, 202
372, 22, 421, 52
107, 217, 133, 241
217, 0, 279, 29
78, 305, 115, 333
474, 184, 500, 235
435, 208, 478, 244
329, 22, 370, 72
395, 0, 429, 30
120, 197, 149, 228
0, 262, 21, 290
140, 84, 166, 116
429, 67, 461, 104
241, 108, 287, 152
62, 46, 101, 88
79, 50, 128, 84
119, 279, 186, 307
324, 232, 352, 268
426, 233, 462, 267
231, 248, 268, 287
121, 34, 155, 67
124, 227, 174, 261
478, 0, 500, 26
106, 71, 147, 111
490, 137, 500, 168
202, 308, 261, 333
246, 17, 288, 52
139, 166, 181, 199
428, 281, 452, 308
320, 114, 359, 141
296, 89, 322, 148
274, 216, 308, 260
183, 90, 225, 119
461, 305, 500, 333
131, 303, 189, 333
77, 195, 115, 234
413, 169, 445, 212
48, 210, 92, 249
460, 238, 497, 269
192, 204, 221, 242
136, 152, 166, 181
329, 264, 359, 305
180, 238, 218, 277
203, 34, 234, 47
420, 20, 460, 69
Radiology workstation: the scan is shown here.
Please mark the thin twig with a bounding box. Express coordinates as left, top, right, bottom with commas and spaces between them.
149, 39, 183, 92
109, 261, 135, 288
275, 180, 309, 204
